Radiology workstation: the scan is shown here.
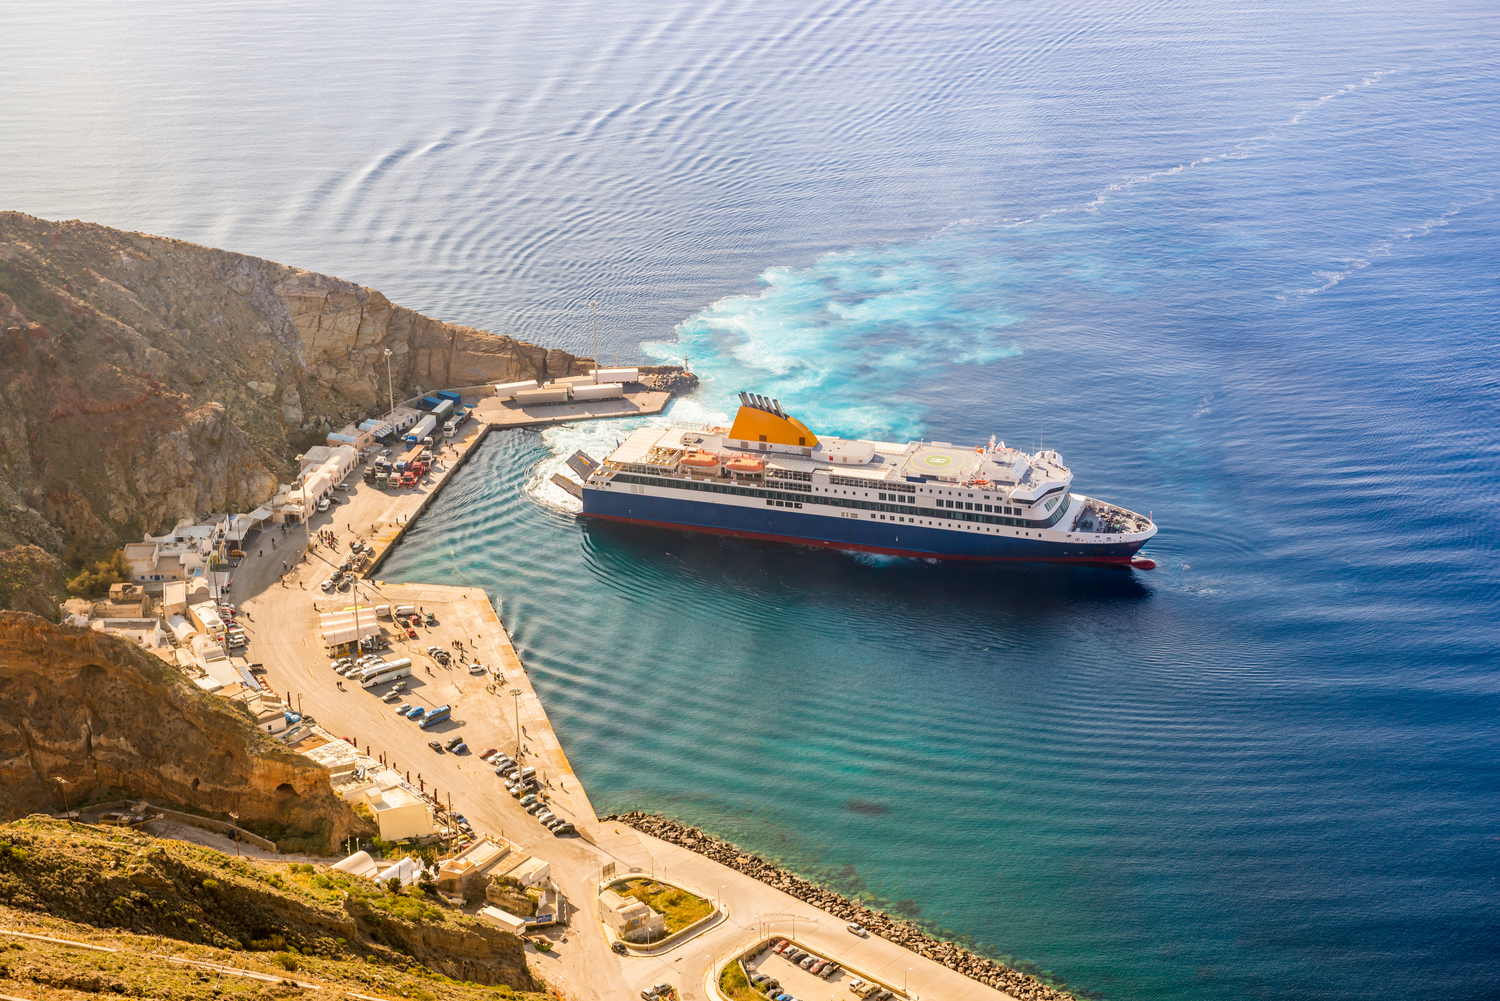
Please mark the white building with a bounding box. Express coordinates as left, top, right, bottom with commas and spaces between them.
598, 889, 665, 943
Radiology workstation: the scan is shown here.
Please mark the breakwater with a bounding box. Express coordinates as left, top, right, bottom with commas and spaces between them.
605, 811, 1078, 1001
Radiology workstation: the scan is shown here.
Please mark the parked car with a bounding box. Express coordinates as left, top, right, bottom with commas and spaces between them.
750, 974, 769, 986
819, 964, 840, 979
404, 705, 426, 718
228, 549, 246, 558
390, 680, 407, 693
329, 658, 352, 671
395, 703, 412, 715
808, 960, 828, 974
478, 748, 499, 761
846, 922, 866, 936
382, 691, 403, 702
771, 940, 790, 953
535, 811, 555, 824
552, 822, 575, 835
451, 741, 468, 754
317, 499, 330, 512
800, 955, 818, 969
428, 741, 444, 752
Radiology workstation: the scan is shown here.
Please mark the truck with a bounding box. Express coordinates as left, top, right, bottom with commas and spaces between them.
418, 705, 451, 729
374, 472, 389, 488
431, 399, 455, 423
405, 414, 438, 443
360, 659, 413, 687
516, 385, 570, 405
443, 420, 456, 438
571, 382, 624, 402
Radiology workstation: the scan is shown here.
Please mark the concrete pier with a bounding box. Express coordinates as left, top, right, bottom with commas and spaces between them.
228, 395, 1020, 1001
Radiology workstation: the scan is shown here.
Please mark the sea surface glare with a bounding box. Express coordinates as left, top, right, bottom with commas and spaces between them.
5, 1, 1499, 998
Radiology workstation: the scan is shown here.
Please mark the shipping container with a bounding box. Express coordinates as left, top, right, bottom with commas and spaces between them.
590, 367, 639, 384
516, 386, 570, 405
571, 382, 624, 402
437, 390, 462, 405
421, 396, 442, 411
405, 415, 438, 443
494, 380, 539, 400
431, 399, 455, 422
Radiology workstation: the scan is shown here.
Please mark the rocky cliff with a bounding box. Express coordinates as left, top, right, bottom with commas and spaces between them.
0, 211, 593, 558
0, 612, 361, 851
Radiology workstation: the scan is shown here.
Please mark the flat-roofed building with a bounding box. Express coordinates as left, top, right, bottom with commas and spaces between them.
361, 784, 433, 841
598, 889, 665, 943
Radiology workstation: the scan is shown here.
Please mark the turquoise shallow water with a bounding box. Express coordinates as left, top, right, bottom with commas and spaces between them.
5, 0, 1500, 997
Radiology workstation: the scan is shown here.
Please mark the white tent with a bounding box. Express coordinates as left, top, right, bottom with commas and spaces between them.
332, 850, 380, 878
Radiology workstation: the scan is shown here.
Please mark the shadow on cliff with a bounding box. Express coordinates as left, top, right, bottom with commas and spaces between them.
0, 611, 364, 853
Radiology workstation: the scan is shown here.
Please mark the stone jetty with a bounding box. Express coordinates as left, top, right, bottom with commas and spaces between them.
605, 811, 1079, 1001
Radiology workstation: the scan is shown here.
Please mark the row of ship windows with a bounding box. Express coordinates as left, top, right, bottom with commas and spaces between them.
617, 475, 1072, 529
932, 496, 1023, 516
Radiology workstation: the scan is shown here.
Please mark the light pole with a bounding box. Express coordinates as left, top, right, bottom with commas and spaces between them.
510, 688, 523, 765
228, 811, 241, 856
383, 349, 395, 418
590, 300, 599, 381
649, 852, 655, 879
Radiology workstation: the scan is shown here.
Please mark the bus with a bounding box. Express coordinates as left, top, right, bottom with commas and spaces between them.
418, 705, 451, 729
360, 660, 413, 688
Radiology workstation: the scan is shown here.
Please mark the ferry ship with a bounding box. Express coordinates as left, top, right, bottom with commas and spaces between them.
554, 394, 1157, 567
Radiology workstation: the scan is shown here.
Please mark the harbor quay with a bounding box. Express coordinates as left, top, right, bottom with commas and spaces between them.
174, 396, 1026, 1001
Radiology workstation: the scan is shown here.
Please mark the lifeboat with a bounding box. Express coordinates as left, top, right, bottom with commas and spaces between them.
680, 450, 720, 469
726, 454, 764, 474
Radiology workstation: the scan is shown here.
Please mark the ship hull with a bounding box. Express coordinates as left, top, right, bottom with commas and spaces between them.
581, 488, 1147, 565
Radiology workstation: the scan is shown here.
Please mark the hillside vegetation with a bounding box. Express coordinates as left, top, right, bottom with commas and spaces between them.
0, 817, 539, 998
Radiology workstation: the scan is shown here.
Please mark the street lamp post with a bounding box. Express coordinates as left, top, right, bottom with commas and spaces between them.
383, 349, 395, 418
510, 688, 523, 768
591, 300, 599, 380
228, 811, 241, 857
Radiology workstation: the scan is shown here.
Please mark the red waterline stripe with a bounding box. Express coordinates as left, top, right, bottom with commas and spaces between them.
583, 513, 1136, 565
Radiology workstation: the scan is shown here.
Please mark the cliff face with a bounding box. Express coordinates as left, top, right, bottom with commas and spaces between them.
0, 612, 360, 850
0, 211, 590, 556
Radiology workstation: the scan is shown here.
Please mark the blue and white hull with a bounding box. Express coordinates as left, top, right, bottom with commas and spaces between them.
579, 482, 1152, 565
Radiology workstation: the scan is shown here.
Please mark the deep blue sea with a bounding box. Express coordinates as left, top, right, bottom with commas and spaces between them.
5, 2, 1499, 998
